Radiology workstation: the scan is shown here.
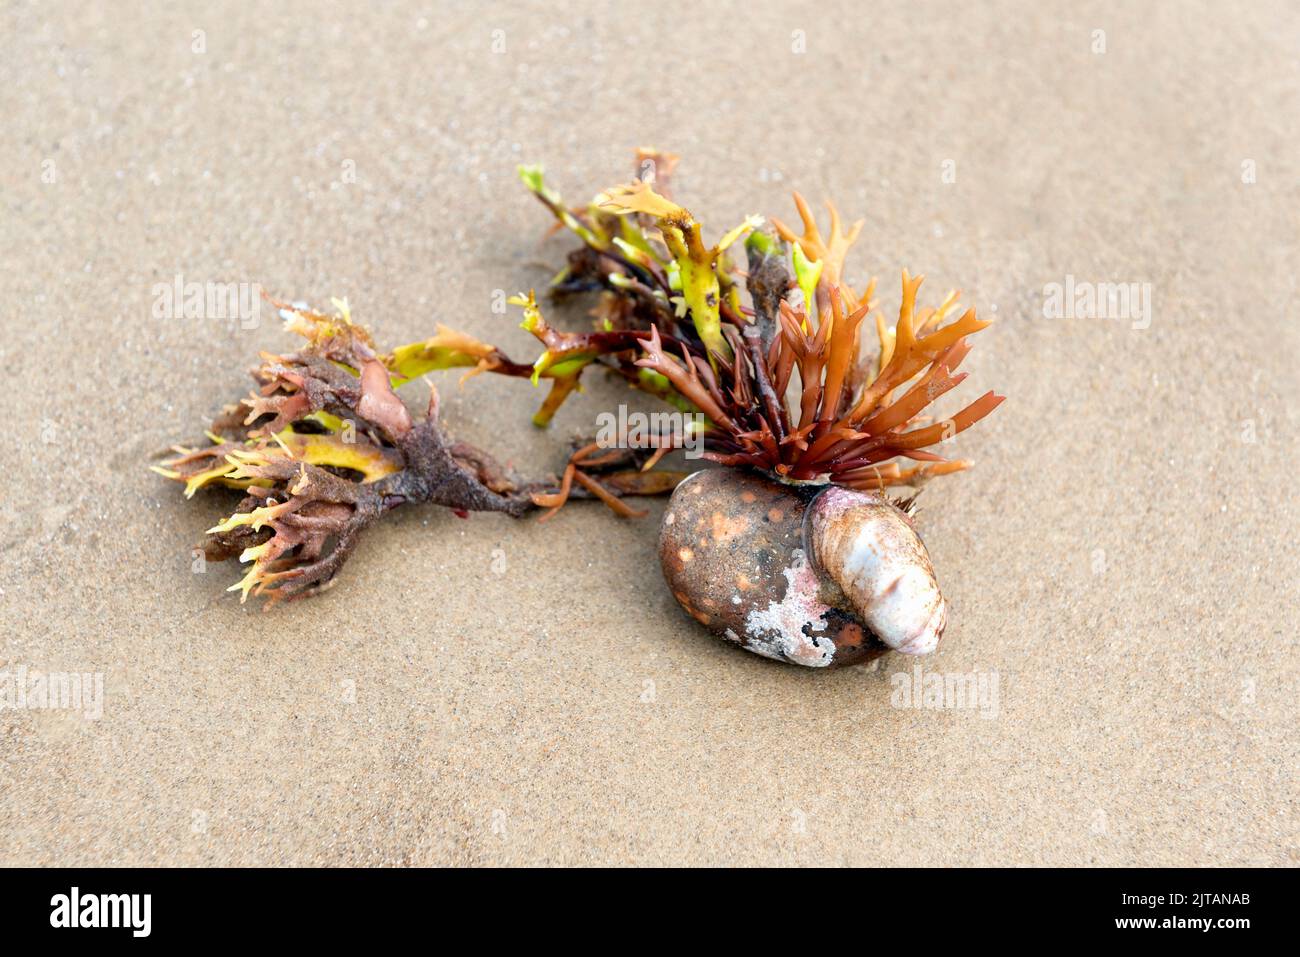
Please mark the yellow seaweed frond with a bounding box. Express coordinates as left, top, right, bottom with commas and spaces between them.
226, 540, 275, 603
179, 462, 237, 498
715, 214, 765, 254
596, 181, 687, 221
386, 325, 503, 384
280, 431, 402, 482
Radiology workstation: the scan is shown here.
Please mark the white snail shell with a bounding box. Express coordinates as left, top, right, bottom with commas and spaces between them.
808, 486, 947, 656
658, 469, 947, 668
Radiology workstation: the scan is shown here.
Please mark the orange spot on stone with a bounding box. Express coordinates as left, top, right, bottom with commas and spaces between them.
709, 511, 749, 544
767, 508, 784, 522
740, 491, 757, 503
736, 574, 752, 591
678, 547, 694, 562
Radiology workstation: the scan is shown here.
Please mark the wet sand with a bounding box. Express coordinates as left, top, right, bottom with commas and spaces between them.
1, 1, 1296, 865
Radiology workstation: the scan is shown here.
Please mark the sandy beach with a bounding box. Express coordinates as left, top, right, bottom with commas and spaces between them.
1, 0, 1296, 865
